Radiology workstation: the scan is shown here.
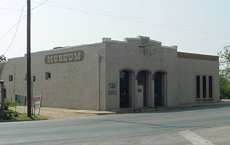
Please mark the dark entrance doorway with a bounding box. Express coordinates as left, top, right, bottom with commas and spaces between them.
137, 71, 150, 107
154, 72, 166, 107
120, 70, 132, 108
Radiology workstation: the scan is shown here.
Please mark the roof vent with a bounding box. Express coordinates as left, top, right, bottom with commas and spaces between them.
102, 37, 112, 42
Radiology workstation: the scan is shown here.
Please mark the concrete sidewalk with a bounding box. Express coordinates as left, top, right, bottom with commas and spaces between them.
15, 106, 115, 119
15, 100, 230, 119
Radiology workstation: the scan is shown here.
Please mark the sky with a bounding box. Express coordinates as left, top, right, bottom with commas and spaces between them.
0, 0, 229, 58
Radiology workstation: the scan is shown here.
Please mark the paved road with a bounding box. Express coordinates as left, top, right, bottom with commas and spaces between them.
1, 105, 230, 145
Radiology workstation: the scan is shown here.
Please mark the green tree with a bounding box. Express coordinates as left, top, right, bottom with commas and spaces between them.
0, 55, 7, 63
219, 46, 230, 99
220, 75, 230, 99
219, 46, 230, 78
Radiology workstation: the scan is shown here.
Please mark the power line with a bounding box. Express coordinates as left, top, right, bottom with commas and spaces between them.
2, 5, 25, 55
43, 1, 145, 22
0, 0, 48, 55
0, 7, 22, 12
44, 1, 217, 36
0, 23, 20, 44
32, 0, 48, 10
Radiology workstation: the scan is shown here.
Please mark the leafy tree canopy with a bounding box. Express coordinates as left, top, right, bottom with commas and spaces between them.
0, 55, 7, 63
219, 46, 230, 99
219, 45, 230, 79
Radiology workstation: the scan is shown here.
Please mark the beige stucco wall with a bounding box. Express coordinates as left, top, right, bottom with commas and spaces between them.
0, 36, 220, 111
177, 56, 220, 105
0, 43, 106, 110
104, 38, 178, 111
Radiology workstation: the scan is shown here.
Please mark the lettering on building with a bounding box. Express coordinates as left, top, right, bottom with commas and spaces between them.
45, 51, 84, 64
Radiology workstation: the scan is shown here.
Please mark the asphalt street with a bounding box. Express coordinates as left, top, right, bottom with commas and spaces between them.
1, 105, 230, 145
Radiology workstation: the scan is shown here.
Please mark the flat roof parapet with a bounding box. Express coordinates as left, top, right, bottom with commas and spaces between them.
178, 52, 219, 61
125, 36, 162, 46
102, 37, 112, 43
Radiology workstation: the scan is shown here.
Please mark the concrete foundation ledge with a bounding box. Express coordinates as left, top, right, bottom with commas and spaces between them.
115, 100, 230, 113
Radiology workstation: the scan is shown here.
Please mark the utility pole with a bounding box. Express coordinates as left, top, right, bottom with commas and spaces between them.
27, 0, 32, 117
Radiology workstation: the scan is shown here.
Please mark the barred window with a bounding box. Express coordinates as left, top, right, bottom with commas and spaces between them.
209, 76, 213, 98
203, 76, 207, 98
196, 76, 200, 98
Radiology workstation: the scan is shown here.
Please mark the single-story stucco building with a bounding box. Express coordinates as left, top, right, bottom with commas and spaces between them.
0, 36, 220, 111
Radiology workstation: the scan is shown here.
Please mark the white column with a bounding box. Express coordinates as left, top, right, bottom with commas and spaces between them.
134, 77, 143, 109
200, 76, 203, 100
133, 78, 138, 109
163, 73, 167, 106
151, 78, 155, 107
131, 72, 136, 109
147, 72, 152, 107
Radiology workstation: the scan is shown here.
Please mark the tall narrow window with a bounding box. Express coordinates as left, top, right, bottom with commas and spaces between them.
45, 72, 51, 80
9, 75, 14, 82
196, 76, 200, 98
203, 76, 207, 98
33, 76, 36, 82
209, 76, 213, 98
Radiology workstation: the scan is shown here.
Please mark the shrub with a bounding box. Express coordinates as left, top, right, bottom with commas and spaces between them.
1, 99, 15, 111
0, 110, 18, 121
0, 99, 17, 121
220, 75, 230, 99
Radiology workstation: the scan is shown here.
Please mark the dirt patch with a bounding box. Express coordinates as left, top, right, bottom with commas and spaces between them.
14, 106, 114, 119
